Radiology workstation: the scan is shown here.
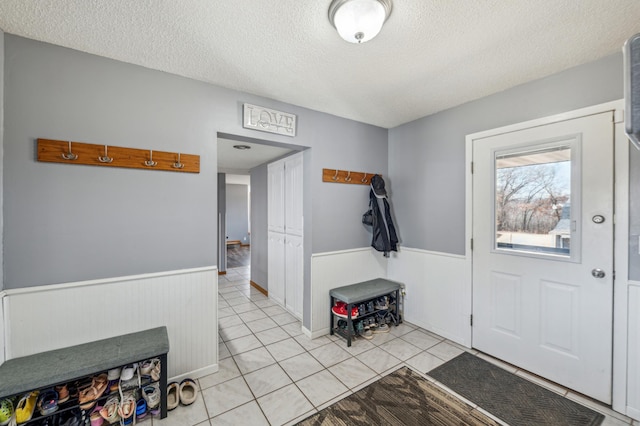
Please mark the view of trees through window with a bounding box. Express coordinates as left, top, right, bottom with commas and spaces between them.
495, 146, 571, 254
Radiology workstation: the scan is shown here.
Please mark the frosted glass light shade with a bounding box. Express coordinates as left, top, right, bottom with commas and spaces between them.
329, 0, 392, 44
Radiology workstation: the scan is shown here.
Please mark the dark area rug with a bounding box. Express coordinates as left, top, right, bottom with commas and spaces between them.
428, 352, 604, 426
296, 366, 500, 426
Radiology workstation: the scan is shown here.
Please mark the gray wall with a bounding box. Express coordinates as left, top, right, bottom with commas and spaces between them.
217, 173, 227, 273
226, 184, 249, 243
0, 31, 4, 291
250, 163, 268, 290
3, 35, 388, 296
389, 53, 624, 255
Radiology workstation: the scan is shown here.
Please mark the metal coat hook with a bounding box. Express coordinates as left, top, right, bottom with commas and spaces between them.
144, 150, 157, 167
172, 152, 185, 169
345, 171, 352, 182
332, 169, 339, 181
361, 173, 368, 183
61, 141, 78, 160
98, 145, 113, 163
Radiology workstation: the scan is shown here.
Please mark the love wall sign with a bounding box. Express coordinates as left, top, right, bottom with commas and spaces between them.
243, 103, 297, 137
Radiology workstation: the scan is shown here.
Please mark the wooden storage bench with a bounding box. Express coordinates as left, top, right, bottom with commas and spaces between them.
329, 278, 403, 347
0, 326, 170, 423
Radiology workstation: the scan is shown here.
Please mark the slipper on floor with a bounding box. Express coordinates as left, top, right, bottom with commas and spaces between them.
167, 382, 180, 411
179, 379, 198, 406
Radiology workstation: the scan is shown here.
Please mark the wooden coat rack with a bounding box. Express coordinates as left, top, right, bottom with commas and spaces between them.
37, 139, 200, 173
322, 168, 379, 185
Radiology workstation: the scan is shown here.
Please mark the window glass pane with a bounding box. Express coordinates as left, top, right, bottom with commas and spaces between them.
495, 146, 571, 257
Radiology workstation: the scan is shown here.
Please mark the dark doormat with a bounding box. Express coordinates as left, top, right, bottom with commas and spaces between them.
428, 352, 605, 426
296, 366, 500, 425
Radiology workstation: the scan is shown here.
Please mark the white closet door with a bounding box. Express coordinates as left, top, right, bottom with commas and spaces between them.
268, 161, 285, 233
284, 153, 304, 236
285, 234, 304, 319
268, 231, 286, 307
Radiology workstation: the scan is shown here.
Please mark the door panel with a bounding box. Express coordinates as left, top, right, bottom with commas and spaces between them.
472, 112, 614, 403
268, 231, 286, 307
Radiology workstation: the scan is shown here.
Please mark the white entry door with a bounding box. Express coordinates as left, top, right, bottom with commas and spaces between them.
472, 112, 614, 403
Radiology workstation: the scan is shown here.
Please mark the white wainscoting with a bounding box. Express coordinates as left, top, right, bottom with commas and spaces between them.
627, 282, 640, 420
308, 248, 387, 338
2, 267, 218, 381
387, 248, 471, 347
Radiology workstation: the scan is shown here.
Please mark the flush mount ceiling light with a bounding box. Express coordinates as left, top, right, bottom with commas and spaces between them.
328, 0, 392, 44
233, 145, 251, 150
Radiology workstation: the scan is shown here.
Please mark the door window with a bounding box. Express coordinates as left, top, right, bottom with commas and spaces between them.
494, 142, 578, 260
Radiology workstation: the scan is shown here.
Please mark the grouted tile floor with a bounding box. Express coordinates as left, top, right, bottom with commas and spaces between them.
155, 266, 637, 426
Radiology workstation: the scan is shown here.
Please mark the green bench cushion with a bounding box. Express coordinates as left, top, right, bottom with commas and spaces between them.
0, 326, 169, 399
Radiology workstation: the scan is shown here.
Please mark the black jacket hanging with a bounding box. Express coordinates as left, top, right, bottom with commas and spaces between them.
363, 175, 398, 257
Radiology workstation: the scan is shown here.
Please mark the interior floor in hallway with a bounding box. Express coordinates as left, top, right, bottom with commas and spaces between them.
226, 245, 250, 268
155, 265, 636, 426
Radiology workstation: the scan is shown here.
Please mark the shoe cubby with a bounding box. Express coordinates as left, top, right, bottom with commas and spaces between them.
329, 278, 403, 347
0, 327, 169, 426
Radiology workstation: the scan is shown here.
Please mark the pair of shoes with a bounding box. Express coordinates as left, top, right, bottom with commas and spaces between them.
0, 398, 13, 426
166, 379, 198, 410
332, 301, 358, 319
117, 392, 136, 424
37, 389, 59, 416
15, 390, 38, 424
78, 373, 108, 410
99, 395, 120, 424
142, 383, 160, 409
140, 359, 161, 382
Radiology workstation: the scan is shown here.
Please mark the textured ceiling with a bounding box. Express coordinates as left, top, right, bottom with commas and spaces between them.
217, 138, 293, 174
1, 1, 640, 128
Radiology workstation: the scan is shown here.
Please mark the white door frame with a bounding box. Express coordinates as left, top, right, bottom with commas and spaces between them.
464, 100, 629, 414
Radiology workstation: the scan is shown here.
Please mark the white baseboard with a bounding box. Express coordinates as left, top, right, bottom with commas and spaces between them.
170, 363, 219, 384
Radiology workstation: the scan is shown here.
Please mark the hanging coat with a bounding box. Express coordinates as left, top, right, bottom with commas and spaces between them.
363, 175, 398, 257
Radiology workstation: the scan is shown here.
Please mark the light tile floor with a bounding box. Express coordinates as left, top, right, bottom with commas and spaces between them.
155, 266, 637, 426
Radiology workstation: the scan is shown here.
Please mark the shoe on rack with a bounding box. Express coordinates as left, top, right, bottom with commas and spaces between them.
0, 398, 13, 426
78, 373, 108, 410
375, 296, 389, 310
15, 390, 38, 424
150, 358, 161, 382
37, 389, 59, 416
332, 301, 358, 319
117, 392, 136, 423
360, 327, 374, 340
372, 323, 390, 333
107, 367, 121, 382
179, 379, 198, 406
135, 398, 147, 417
99, 396, 120, 424
89, 406, 103, 426
55, 384, 69, 404
142, 383, 160, 409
